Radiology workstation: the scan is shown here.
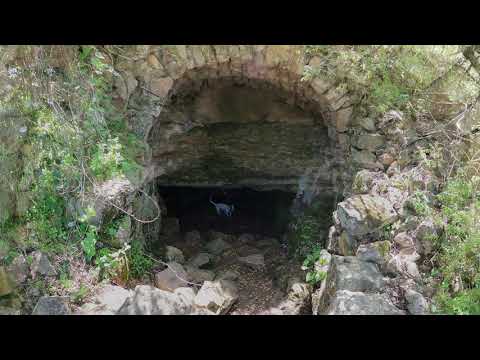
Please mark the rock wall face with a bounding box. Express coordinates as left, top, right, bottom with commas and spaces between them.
0, 46, 438, 314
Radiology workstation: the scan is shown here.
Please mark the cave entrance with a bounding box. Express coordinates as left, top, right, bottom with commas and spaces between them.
158, 186, 296, 239
140, 70, 344, 314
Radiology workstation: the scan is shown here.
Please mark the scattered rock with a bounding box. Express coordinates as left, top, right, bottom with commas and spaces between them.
409, 167, 439, 192
32, 296, 70, 315
154, 262, 190, 292
185, 265, 215, 283
30, 251, 56, 278
205, 237, 232, 255
8, 255, 29, 284
76, 302, 116, 315
327, 290, 405, 315
194, 280, 238, 315
405, 289, 429, 315
379, 153, 395, 167
117, 285, 195, 315
354, 134, 385, 151
274, 282, 312, 315
215, 269, 240, 282
352, 170, 388, 194
387, 161, 400, 176
355, 117, 376, 132
165, 246, 185, 264
336, 194, 397, 237
238, 254, 265, 270
356, 241, 391, 265
93, 284, 133, 313
207, 231, 235, 243
387, 254, 421, 280
414, 219, 437, 256
188, 252, 214, 268
238, 233, 255, 244
185, 230, 202, 246
0, 266, 14, 297
351, 148, 382, 170
393, 232, 415, 250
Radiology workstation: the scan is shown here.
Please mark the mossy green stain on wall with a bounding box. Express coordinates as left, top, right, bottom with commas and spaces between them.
158, 122, 330, 185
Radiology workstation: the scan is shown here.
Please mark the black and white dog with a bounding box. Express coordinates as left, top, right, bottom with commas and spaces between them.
210, 194, 234, 216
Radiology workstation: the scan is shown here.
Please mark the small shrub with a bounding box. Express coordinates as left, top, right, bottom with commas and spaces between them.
301, 247, 327, 286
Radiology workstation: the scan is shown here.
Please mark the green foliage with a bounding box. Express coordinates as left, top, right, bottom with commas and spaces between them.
435, 288, 480, 315
80, 225, 97, 263
127, 240, 154, 279
302, 45, 476, 117
95, 244, 129, 281
72, 284, 89, 304
410, 191, 432, 217
431, 172, 480, 314
301, 247, 328, 286
288, 215, 323, 259
0, 46, 143, 264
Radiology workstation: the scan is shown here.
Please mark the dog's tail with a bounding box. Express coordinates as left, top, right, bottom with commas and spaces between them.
209, 194, 216, 206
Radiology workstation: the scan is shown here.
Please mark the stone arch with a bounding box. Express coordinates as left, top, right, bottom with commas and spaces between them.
113, 45, 355, 197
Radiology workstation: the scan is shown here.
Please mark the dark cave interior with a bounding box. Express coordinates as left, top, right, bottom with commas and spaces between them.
158, 186, 296, 238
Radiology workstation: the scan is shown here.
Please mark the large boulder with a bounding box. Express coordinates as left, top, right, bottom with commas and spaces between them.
333, 256, 386, 293
154, 262, 190, 292
32, 296, 70, 315
194, 280, 238, 315
84, 178, 136, 227
326, 290, 405, 315
336, 194, 397, 237
117, 285, 196, 315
